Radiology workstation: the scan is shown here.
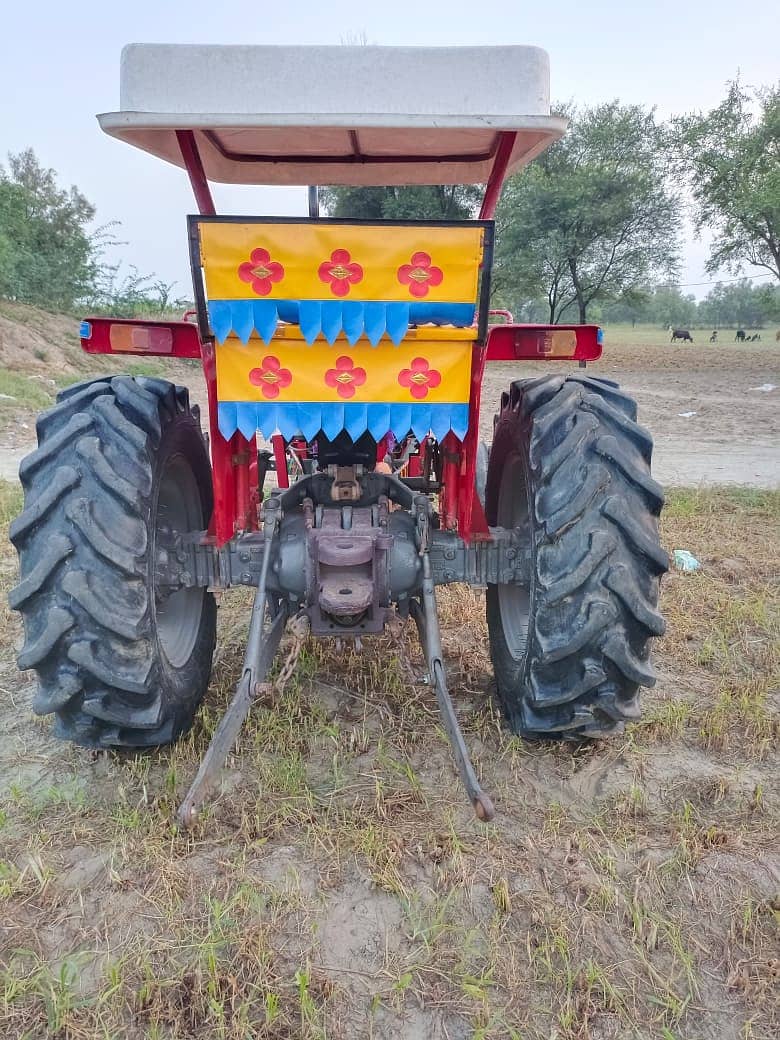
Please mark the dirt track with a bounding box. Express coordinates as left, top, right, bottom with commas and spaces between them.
479, 341, 780, 487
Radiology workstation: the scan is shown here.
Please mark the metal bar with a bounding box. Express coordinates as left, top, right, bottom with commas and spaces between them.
272, 435, 289, 489
200, 339, 236, 545
184, 214, 492, 231
176, 606, 286, 828
439, 431, 460, 532
203, 128, 500, 167
458, 342, 491, 542
176, 130, 216, 215
348, 130, 363, 158
177, 505, 283, 827
479, 131, 517, 220
411, 554, 495, 821
307, 186, 319, 218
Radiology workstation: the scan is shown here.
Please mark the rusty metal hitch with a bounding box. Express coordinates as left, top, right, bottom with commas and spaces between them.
411, 551, 496, 823
177, 498, 286, 829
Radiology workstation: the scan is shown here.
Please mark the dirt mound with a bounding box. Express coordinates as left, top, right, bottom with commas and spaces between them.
0, 302, 84, 374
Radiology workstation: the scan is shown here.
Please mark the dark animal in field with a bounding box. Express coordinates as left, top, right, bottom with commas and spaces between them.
735, 329, 746, 342
751, 333, 761, 341
670, 328, 693, 343
709, 330, 718, 343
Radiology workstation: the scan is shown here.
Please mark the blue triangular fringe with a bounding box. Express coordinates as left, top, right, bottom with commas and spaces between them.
208, 299, 475, 345
216, 401, 469, 444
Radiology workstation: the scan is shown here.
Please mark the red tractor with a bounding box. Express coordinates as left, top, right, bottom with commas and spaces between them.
10, 45, 667, 823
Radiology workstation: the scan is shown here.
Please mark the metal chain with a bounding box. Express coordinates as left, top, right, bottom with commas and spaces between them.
256, 611, 310, 699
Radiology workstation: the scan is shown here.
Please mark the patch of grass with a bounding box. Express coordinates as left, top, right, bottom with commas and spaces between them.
664, 486, 780, 519
641, 697, 693, 740
125, 360, 169, 379
0, 479, 22, 525
0, 369, 55, 410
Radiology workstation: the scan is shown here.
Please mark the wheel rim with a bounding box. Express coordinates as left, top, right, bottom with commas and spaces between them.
496, 453, 532, 661
153, 453, 205, 669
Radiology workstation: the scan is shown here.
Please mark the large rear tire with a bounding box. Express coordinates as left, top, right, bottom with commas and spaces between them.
485, 374, 668, 737
9, 376, 217, 747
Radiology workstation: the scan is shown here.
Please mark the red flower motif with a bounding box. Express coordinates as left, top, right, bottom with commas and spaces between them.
325, 355, 367, 399
238, 247, 285, 296
397, 252, 443, 298
248, 356, 292, 399
398, 357, 442, 400
318, 249, 363, 297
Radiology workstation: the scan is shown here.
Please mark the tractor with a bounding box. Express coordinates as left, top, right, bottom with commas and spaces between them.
9, 44, 667, 824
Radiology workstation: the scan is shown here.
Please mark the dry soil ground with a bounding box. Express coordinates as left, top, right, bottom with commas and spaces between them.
0, 309, 778, 1039
478, 326, 780, 488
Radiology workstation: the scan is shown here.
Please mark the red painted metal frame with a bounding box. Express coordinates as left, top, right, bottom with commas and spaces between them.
179, 130, 257, 544
176, 131, 216, 216
272, 435, 289, 489
479, 132, 518, 222
447, 132, 521, 542
198, 339, 234, 542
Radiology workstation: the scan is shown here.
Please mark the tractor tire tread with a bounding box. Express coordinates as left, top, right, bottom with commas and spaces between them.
10, 376, 216, 747
486, 374, 667, 737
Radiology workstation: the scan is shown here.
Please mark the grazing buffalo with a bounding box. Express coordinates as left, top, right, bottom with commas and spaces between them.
735, 329, 746, 342
670, 328, 693, 343
709, 330, 718, 343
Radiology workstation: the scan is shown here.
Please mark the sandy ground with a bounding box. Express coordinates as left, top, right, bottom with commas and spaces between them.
478, 343, 780, 487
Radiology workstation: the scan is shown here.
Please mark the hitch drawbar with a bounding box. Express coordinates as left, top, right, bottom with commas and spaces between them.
177, 481, 498, 826
177, 498, 286, 829
411, 553, 495, 821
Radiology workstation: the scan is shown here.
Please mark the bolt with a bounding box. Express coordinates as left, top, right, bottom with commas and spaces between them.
239, 550, 250, 562
506, 548, 516, 560
240, 571, 253, 585
444, 548, 455, 560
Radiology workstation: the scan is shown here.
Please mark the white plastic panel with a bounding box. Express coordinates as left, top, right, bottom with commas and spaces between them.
98, 44, 565, 185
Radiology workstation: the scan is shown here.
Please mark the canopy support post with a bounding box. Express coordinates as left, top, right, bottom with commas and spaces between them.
176, 130, 216, 215
479, 131, 517, 220
308, 186, 320, 218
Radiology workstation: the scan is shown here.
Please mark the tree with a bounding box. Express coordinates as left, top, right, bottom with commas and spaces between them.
494, 103, 681, 323
675, 82, 780, 282
0, 148, 98, 309
698, 278, 779, 328
645, 286, 697, 328
319, 184, 481, 221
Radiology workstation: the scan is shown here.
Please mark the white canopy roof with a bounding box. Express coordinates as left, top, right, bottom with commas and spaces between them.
98, 44, 566, 186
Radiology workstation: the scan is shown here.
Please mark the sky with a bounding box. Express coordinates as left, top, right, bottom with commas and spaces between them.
1, 0, 777, 302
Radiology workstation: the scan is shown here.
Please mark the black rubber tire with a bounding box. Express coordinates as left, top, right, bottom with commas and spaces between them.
9, 376, 217, 748
485, 373, 668, 737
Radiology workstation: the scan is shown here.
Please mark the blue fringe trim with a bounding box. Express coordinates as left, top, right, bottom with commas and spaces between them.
208, 299, 476, 346
217, 401, 469, 443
